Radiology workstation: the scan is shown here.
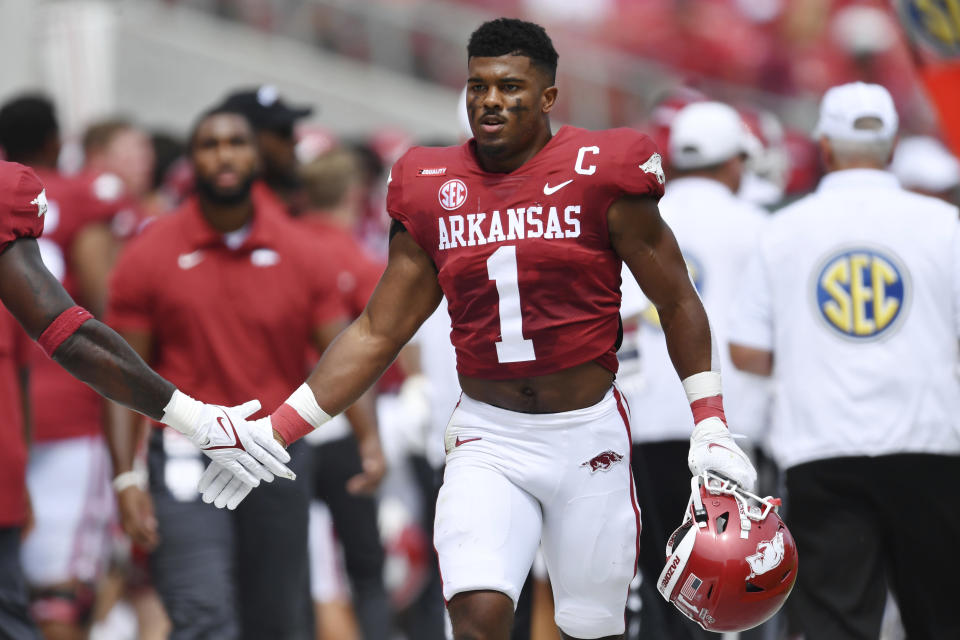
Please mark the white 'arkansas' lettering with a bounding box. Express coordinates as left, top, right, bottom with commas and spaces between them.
506, 208, 525, 240
487, 210, 506, 243
526, 206, 543, 238
449, 215, 466, 249
467, 213, 487, 246
438, 218, 450, 250
564, 205, 581, 238
543, 206, 563, 239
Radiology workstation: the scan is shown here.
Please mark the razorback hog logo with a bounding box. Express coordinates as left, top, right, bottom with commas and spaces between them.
581, 450, 624, 473
745, 531, 785, 580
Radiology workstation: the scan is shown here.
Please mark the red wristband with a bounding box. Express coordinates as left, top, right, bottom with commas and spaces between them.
690, 395, 726, 425
38, 306, 94, 357
271, 403, 315, 445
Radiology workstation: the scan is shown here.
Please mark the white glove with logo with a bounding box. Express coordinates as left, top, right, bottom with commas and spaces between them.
162, 392, 294, 488
197, 416, 277, 508
688, 417, 757, 491
198, 461, 254, 510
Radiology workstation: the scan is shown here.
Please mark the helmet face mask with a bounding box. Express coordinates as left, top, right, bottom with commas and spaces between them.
657, 472, 798, 632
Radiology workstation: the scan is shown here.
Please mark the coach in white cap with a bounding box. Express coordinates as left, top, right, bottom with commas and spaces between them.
619, 101, 771, 639
729, 82, 960, 639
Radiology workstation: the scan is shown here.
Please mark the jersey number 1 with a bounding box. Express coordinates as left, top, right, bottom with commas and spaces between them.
487, 245, 536, 363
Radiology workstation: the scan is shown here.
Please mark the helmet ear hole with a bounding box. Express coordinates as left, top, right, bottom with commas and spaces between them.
745, 582, 765, 593
715, 512, 729, 534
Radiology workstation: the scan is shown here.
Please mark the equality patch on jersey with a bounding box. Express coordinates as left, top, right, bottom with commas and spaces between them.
641, 253, 703, 330
897, 0, 960, 58
418, 167, 446, 177
812, 246, 909, 340
438, 179, 467, 210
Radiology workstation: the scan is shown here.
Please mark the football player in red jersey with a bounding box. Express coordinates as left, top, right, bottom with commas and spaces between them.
202, 18, 756, 639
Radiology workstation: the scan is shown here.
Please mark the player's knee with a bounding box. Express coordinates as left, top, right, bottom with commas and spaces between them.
448, 590, 514, 640
28, 582, 95, 629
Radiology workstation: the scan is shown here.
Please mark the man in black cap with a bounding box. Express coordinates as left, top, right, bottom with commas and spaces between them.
220, 85, 312, 212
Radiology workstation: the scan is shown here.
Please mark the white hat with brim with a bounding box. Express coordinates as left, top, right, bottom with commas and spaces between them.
815, 82, 898, 142
669, 102, 759, 170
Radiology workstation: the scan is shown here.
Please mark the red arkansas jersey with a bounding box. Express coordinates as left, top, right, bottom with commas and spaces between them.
0, 161, 46, 254
30, 168, 131, 442
387, 126, 665, 379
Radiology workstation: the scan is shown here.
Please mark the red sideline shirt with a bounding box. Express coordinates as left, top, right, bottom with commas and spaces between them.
299, 216, 384, 317
298, 215, 408, 391
107, 191, 347, 422
0, 161, 46, 254
387, 126, 665, 380
0, 306, 32, 526
29, 169, 134, 442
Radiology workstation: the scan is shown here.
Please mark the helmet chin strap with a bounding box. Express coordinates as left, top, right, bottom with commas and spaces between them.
700, 471, 781, 538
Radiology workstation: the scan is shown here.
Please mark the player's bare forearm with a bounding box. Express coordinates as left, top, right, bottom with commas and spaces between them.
304, 226, 442, 415
104, 331, 155, 474
608, 193, 713, 378
54, 322, 174, 420
0, 238, 174, 420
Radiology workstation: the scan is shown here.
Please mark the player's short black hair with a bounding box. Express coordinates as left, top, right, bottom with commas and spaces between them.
187, 106, 254, 149
467, 18, 558, 83
0, 94, 59, 162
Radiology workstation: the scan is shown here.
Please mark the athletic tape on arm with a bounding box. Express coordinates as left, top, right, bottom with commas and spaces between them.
38, 306, 94, 357
271, 384, 332, 445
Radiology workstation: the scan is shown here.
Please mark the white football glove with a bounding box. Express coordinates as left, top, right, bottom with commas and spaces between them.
199, 461, 254, 510
688, 417, 757, 491
163, 394, 294, 488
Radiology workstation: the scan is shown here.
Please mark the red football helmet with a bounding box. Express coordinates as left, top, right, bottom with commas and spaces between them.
657, 472, 798, 632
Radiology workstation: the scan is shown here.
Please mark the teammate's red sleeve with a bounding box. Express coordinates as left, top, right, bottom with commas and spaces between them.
105, 239, 156, 332
0, 162, 47, 254
611, 129, 666, 200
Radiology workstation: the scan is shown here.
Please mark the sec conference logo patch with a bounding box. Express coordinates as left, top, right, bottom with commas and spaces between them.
814, 247, 909, 340
438, 179, 467, 211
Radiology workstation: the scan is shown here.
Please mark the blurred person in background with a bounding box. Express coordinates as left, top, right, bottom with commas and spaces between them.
220, 85, 312, 215
103, 106, 375, 640
82, 118, 156, 237
299, 147, 392, 640
0, 305, 36, 639
0, 94, 136, 640
889, 135, 960, 205
618, 101, 769, 640
729, 82, 960, 640
737, 106, 790, 210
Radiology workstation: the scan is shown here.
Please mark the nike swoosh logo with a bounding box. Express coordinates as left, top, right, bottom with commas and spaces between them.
455, 436, 482, 447
203, 413, 246, 452
543, 179, 573, 195
708, 443, 734, 454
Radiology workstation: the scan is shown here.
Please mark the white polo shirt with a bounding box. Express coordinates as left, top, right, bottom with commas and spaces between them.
620, 176, 770, 443
729, 168, 960, 469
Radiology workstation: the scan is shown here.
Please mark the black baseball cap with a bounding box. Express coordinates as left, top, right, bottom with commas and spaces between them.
219, 85, 313, 131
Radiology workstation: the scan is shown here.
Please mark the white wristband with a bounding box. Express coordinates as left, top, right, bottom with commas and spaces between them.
285, 383, 333, 430
161, 389, 204, 437
112, 470, 146, 492
681, 371, 722, 403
